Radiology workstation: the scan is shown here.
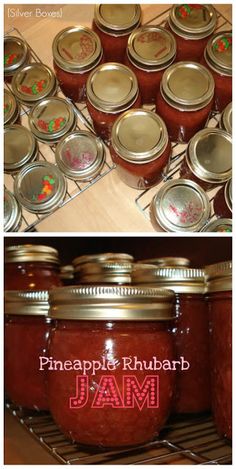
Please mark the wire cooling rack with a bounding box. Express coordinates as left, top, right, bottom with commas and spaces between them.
5, 402, 232, 465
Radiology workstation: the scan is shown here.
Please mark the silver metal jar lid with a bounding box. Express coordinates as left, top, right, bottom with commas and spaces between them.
28, 97, 76, 144
86, 62, 139, 113
137, 257, 190, 267
52, 26, 103, 73
94, 4, 141, 36
5, 290, 49, 316
4, 124, 38, 173
111, 109, 169, 164
220, 102, 232, 134
168, 4, 217, 40
127, 26, 176, 71
11, 63, 57, 105
5, 244, 60, 264
161, 61, 214, 111
204, 31, 232, 76
201, 218, 232, 233
4, 189, 22, 232
225, 179, 232, 212
205, 260, 232, 293
151, 179, 211, 232
73, 252, 134, 270
77, 260, 133, 284
60, 265, 74, 280
14, 161, 67, 214
4, 36, 30, 76
49, 285, 175, 321
55, 130, 105, 181
186, 128, 232, 183
4, 89, 19, 125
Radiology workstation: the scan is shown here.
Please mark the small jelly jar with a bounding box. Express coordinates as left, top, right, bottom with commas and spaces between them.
52, 26, 103, 102
213, 179, 232, 219
111, 109, 171, 189
132, 265, 210, 414
150, 179, 211, 232
201, 218, 232, 233
5, 244, 62, 290
4, 36, 30, 82
202, 31, 232, 112
48, 285, 175, 447
137, 257, 190, 267
166, 4, 217, 62
156, 62, 214, 143
86, 63, 141, 142
4, 89, 20, 126
93, 4, 142, 63
74, 260, 133, 285
11, 63, 57, 106
124, 26, 176, 104
205, 261, 232, 440
4, 189, 22, 232
5, 290, 50, 410
220, 102, 232, 134
4, 124, 38, 173
179, 128, 232, 191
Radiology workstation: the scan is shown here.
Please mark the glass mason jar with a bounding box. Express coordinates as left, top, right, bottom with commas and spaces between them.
137, 257, 190, 267
4, 290, 50, 409
132, 265, 210, 413
52, 26, 103, 102
11, 63, 57, 106
156, 62, 214, 143
74, 260, 133, 285
86, 63, 141, 142
205, 261, 232, 440
150, 179, 211, 232
202, 32, 232, 112
4, 124, 38, 173
213, 179, 232, 219
93, 4, 142, 63
4, 36, 30, 83
4, 89, 20, 126
124, 26, 176, 104
47, 285, 175, 447
201, 218, 232, 233
111, 109, 171, 189
179, 128, 232, 191
220, 102, 232, 134
73, 252, 134, 283
166, 4, 217, 62
4, 189, 22, 233
5, 244, 62, 290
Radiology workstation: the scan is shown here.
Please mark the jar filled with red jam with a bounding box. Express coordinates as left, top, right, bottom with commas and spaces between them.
4, 36, 30, 83
213, 179, 232, 219
220, 102, 232, 134
166, 4, 217, 62
93, 4, 142, 63
137, 257, 191, 267
48, 285, 175, 447
111, 109, 171, 189
205, 261, 232, 440
5, 289, 50, 410
179, 128, 232, 191
86, 63, 141, 142
124, 26, 176, 104
202, 32, 232, 112
4, 89, 20, 126
156, 62, 214, 143
5, 244, 62, 290
52, 26, 103, 102
74, 260, 133, 285
11, 63, 57, 106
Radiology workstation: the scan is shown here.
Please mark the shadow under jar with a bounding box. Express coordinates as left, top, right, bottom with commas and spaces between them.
111, 109, 171, 189
52, 26, 103, 102
47, 285, 175, 447
93, 4, 141, 63
213, 179, 232, 219
156, 61, 214, 143
4, 189, 22, 233
124, 26, 176, 104
5, 290, 51, 410
4, 89, 20, 126
205, 261, 232, 440
4, 124, 38, 174
4, 35, 30, 83
165, 4, 217, 62
11, 63, 57, 107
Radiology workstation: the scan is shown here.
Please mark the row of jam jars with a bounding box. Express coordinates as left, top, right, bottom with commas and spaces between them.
205, 261, 232, 440
73, 252, 134, 284
4, 36, 30, 82
47, 285, 176, 447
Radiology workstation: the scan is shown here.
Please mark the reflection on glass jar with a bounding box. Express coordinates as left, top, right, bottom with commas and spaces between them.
11, 63, 57, 106
4, 89, 20, 125
4, 124, 38, 173
4, 36, 30, 82
213, 179, 232, 219
4, 189, 22, 233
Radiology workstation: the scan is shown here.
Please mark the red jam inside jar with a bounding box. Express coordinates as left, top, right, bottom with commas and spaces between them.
124, 26, 176, 104
111, 109, 171, 189
156, 62, 214, 143
52, 26, 103, 102
213, 179, 232, 219
93, 4, 141, 63
4, 36, 30, 83
47, 285, 175, 447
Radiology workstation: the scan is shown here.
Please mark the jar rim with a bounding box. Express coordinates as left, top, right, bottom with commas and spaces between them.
4, 35, 29, 75
168, 4, 217, 40
205, 260, 232, 292
137, 257, 190, 267
5, 290, 50, 316
204, 31, 232, 76
11, 63, 57, 105
94, 4, 141, 36
73, 252, 134, 268
5, 244, 60, 263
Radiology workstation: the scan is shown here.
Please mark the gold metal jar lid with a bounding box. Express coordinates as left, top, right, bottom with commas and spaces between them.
28, 97, 76, 144
111, 109, 169, 164
4, 89, 19, 125
86, 63, 139, 113
201, 218, 232, 233
5, 244, 60, 263
161, 61, 214, 111
127, 26, 176, 71
55, 130, 105, 181
151, 179, 211, 232
137, 257, 191, 267
94, 4, 141, 36
225, 179, 232, 212
168, 4, 217, 40
52, 26, 103, 73
4, 124, 38, 173
204, 31, 232, 76
11, 63, 57, 106
186, 128, 232, 184
4, 189, 22, 232
14, 161, 67, 214
49, 285, 175, 321
220, 102, 232, 134
60, 265, 74, 280
73, 252, 134, 270
205, 260, 232, 292
5, 290, 49, 316
4, 36, 30, 77
77, 261, 133, 284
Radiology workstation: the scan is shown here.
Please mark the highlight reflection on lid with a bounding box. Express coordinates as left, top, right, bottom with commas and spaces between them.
94, 4, 141, 35
4, 36, 29, 75
205, 260, 232, 293
168, 4, 217, 39
11, 63, 57, 104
